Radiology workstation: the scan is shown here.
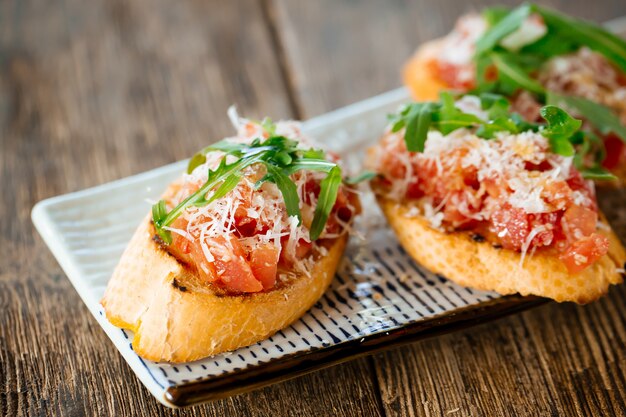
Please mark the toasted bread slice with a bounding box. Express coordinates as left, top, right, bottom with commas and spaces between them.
101, 217, 347, 363
377, 196, 626, 304
402, 39, 449, 102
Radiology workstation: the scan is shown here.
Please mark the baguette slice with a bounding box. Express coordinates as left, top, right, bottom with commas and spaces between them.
101, 217, 346, 363
402, 39, 449, 102
377, 196, 626, 304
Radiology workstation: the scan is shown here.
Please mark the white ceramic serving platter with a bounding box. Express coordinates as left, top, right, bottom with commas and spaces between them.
32, 17, 626, 408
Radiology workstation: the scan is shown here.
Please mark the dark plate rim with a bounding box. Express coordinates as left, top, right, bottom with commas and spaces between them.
165, 295, 547, 407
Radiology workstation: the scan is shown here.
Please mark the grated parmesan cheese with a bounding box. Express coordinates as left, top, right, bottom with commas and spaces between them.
372, 104, 597, 258
167, 112, 355, 277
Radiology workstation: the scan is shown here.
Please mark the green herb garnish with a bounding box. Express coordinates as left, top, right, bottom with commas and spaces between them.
475, 4, 531, 56
152, 135, 346, 244
345, 171, 377, 185
539, 105, 580, 156
476, 3, 626, 72
390, 93, 615, 180
471, 3, 626, 156
547, 93, 626, 142
389, 92, 530, 150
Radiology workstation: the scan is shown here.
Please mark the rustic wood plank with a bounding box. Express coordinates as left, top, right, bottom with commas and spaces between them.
0, 0, 383, 415
271, 0, 626, 416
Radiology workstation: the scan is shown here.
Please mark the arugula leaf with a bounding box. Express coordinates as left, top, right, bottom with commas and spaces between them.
405, 103, 434, 152
580, 166, 616, 180
152, 200, 171, 243
187, 153, 207, 174
539, 105, 581, 156
301, 148, 326, 159
518, 28, 578, 58
535, 5, 626, 73
473, 54, 496, 93
475, 117, 519, 139
284, 158, 337, 175
264, 163, 301, 221
345, 171, 377, 185
199, 172, 242, 205
480, 93, 511, 119
475, 4, 531, 55
394, 93, 537, 149
436, 92, 483, 134
261, 117, 277, 136
547, 92, 626, 142
490, 52, 545, 95
154, 133, 352, 243
310, 166, 342, 241
482, 6, 510, 27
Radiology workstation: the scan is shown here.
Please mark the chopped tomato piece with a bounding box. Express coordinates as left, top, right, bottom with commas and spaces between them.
482, 177, 503, 198
278, 237, 312, 268
491, 204, 557, 251
602, 134, 626, 170
442, 191, 479, 229
562, 205, 597, 243
250, 244, 280, 290
234, 205, 258, 237
559, 234, 609, 274
295, 239, 313, 259
542, 180, 572, 210
437, 61, 476, 90
211, 237, 263, 293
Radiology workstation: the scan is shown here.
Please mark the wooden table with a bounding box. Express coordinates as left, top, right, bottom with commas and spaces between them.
3, 0, 626, 415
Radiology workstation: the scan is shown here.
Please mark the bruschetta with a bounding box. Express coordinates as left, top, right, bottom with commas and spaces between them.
368, 93, 626, 303
101, 111, 360, 363
403, 4, 626, 180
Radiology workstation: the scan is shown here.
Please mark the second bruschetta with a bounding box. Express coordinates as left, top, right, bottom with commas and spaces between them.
368, 93, 626, 303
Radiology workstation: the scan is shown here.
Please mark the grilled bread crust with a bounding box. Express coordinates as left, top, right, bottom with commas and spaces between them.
101, 217, 347, 363
377, 196, 626, 304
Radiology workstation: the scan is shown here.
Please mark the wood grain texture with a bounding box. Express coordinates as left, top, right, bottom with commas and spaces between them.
4, 0, 626, 415
272, 0, 626, 416
0, 0, 381, 416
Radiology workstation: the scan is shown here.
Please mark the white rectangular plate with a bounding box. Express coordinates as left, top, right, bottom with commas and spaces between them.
32, 87, 544, 407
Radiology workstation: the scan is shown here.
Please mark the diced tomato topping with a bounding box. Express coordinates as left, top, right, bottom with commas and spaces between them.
559, 234, 610, 273
234, 205, 258, 237
437, 61, 476, 90
491, 204, 557, 251
211, 237, 263, 293
542, 179, 571, 204
441, 191, 480, 229
484, 64, 498, 82
375, 132, 610, 273
406, 179, 424, 200
278, 237, 313, 268
562, 206, 597, 243
602, 134, 626, 170
249, 244, 280, 290
295, 239, 313, 259
164, 166, 358, 295
510, 91, 543, 122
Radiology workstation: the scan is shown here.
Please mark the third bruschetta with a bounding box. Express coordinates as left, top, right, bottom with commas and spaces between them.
403, 4, 626, 181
